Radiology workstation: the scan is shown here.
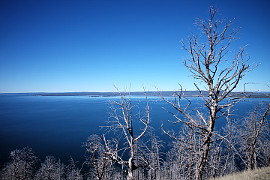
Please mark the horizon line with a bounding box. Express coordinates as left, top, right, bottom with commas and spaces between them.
1, 90, 270, 94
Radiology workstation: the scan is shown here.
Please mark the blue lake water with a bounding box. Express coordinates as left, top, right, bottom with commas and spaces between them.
0, 95, 269, 166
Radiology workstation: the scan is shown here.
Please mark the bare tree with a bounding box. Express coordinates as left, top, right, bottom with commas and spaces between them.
162, 143, 184, 180
162, 7, 250, 180
0, 147, 37, 180
219, 120, 241, 175
84, 134, 113, 180
102, 93, 150, 180
162, 126, 202, 180
34, 156, 65, 180
206, 141, 223, 178
145, 130, 163, 180
239, 103, 270, 170
261, 139, 270, 167
66, 158, 83, 180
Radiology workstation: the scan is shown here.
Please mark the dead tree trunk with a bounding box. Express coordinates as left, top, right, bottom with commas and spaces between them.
102, 92, 150, 180
162, 7, 250, 180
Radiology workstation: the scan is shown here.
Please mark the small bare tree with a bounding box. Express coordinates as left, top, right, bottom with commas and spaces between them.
0, 147, 37, 180
34, 156, 65, 180
162, 7, 250, 180
66, 158, 83, 180
102, 93, 150, 180
145, 130, 163, 180
220, 119, 241, 175
162, 126, 202, 180
84, 134, 113, 180
239, 103, 270, 170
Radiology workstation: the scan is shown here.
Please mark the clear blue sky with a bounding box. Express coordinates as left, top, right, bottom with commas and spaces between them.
0, 0, 270, 93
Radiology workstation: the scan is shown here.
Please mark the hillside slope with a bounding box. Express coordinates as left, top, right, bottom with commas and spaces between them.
209, 166, 270, 180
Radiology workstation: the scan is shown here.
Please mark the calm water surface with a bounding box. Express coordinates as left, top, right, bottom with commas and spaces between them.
0, 95, 269, 166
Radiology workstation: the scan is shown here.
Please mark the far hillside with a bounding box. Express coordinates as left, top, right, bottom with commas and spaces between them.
2, 91, 269, 98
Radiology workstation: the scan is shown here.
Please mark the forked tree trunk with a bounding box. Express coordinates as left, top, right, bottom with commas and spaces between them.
128, 145, 134, 180
163, 7, 249, 180
195, 99, 218, 180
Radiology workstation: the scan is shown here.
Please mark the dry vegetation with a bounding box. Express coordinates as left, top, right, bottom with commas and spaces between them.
209, 166, 270, 180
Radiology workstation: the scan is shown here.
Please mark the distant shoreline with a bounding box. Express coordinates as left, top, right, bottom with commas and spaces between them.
1, 91, 270, 98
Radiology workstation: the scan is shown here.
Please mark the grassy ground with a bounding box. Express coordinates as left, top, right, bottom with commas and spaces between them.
209, 166, 270, 180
